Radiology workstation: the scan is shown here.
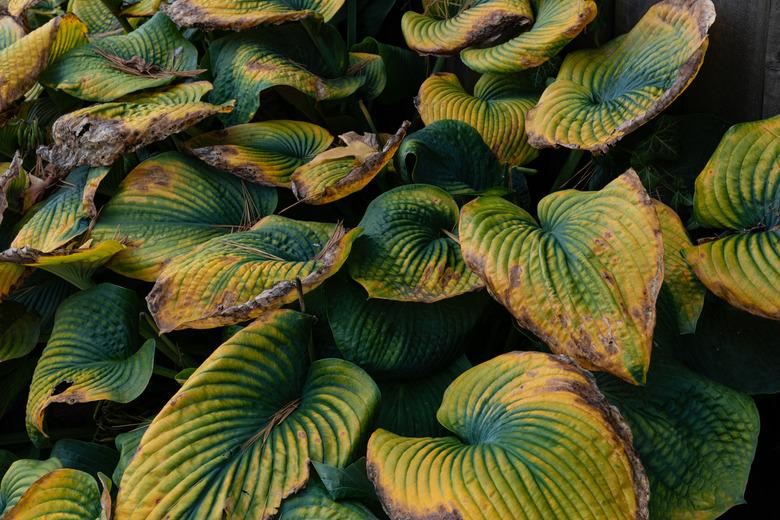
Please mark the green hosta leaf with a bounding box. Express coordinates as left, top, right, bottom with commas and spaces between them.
291, 122, 408, 205
112, 425, 148, 486
312, 457, 375, 502
401, 0, 533, 56
686, 115, 780, 320
0, 16, 25, 50
67, 0, 121, 36
526, 0, 715, 152
37, 81, 234, 170
0, 301, 40, 363
210, 22, 383, 125
26, 284, 155, 446
147, 216, 361, 331
115, 309, 380, 519
185, 120, 334, 187
461, 0, 598, 73
162, 0, 347, 29
417, 72, 539, 166
459, 170, 663, 384
0, 14, 87, 112
598, 355, 759, 519
324, 276, 484, 378
2, 468, 103, 519
374, 356, 470, 437
278, 481, 379, 519
41, 13, 201, 101
90, 152, 277, 282
0, 458, 62, 515
398, 119, 505, 196
367, 351, 649, 519
6, 271, 75, 333
0, 451, 15, 479
348, 184, 483, 302
49, 440, 118, 479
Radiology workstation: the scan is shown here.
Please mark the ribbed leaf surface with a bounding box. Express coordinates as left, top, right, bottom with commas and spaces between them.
2, 468, 101, 519
0, 458, 62, 515
0, 301, 40, 363
0, 16, 24, 50
278, 483, 378, 519
162, 0, 347, 29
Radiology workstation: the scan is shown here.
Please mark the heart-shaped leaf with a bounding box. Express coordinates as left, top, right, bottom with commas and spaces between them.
26, 283, 154, 446
0, 301, 40, 363
348, 184, 483, 302
41, 13, 201, 101
2, 468, 104, 520
367, 351, 649, 519
147, 216, 361, 331
685, 115, 780, 320
461, 0, 598, 73
184, 120, 334, 187
38, 81, 234, 170
162, 0, 347, 29
526, 0, 716, 152
115, 309, 380, 519
417, 72, 539, 166
459, 170, 663, 384
90, 152, 277, 281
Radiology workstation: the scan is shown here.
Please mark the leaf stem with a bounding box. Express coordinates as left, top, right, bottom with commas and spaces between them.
431, 56, 446, 74
153, 364, 178, 380
358, 99, 378, 134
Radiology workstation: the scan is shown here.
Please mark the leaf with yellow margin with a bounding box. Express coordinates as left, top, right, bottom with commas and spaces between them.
459, 170, 663, 384
162, 0, 347, 30
67, 0, 121, 36
185, 120, 334, 187
37, 81, 233, 170
2, 468, 104, 519
401, 0, 533, 56
0, 458, 63, 515
122, 0, 163, 17
147, 216, 361, 331
114, 309, 379, 519
526, 0, 716, 152
367, 351, 649, 520
417, 72, 539, 166
0, 14, 87, 112
291, 121, 409, 205
685, 115, 780, 320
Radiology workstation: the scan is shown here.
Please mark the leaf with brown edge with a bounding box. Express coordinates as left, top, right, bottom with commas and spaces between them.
184, 119, 334, 187
0, 13, 87, 112
147, 216, 361, 331
367, 351, 649, 520
459, 170, 663, 384
291, 121, 409, 205
161, 0, 348, 30
37, 81, 234, 170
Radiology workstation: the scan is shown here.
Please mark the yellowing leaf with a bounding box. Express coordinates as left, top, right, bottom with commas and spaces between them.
162, 0, 347, 29
0, 16, 25, 50
122, 0, 163, 17
526, 0, 716, 152
2, 468, 103, 520
37, 81, 233, 170
147, 216, 361, 331
417, 72, 538, 166
459, 170, 663, 384
67, 0, 121, 36
0, 458, 64, 515
367, 351, 649, 520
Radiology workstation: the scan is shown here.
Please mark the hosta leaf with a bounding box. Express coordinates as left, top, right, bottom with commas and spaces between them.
459, 170, 663, 384
90, 152, 277, 282
112, 425, 148, 486
311, 458, 375, 502
0, 263, 25, 299
10, 166, 108, 253
526, 0, 716, 152
351, 37, 427, 104
461, 0, 598, 74
49, 439, 118, 478
147, 216, 361, 331
278, 481, 379, 519
37, 81, 234, 170
26, 283, 154, 446
0, 458, 62, 515
374, 356, 470, 437
417, 72, 538, 166
2, 468, 102, 520
324, 276, 484, 378
654, 200, 705, 333
686, 115, 780, 320
5, 271, 75, 333
598, 355, 759, 519
367, 351, 649, 520
67, 0, 121, 36
291, 122, 409, 205
348, 184, 483, 302
0, 301, 40, 363
185, 120, 334, 187
0, 154, 23, 226
115, 309, 380, 519
6, 0, 40, 17
0, 16, 25, 50
122, 0, 162, 17
162, 0, 347, 29
398, 119, 505, 196
401, 0, 533, 56
41, 13, 201, 102
210, 23, 383, 125
0, 14, 87, 112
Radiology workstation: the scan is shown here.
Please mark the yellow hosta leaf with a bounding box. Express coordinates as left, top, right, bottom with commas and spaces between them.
0, 14, 87, 112
459, 170, 663, 384
526, 0, 715, 152
147, 216, 361, 331
2, 469, 102, 519
122, 0, 163, 17
162, 0, 347, 29
367, 351, 649, 520
37, 81, 233, 170
417, 72, 538, 166
291, 121, 409, 205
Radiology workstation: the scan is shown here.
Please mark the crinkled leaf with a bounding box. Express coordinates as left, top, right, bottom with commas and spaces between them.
0, 301, 40, 363
162, 0, 347, 29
